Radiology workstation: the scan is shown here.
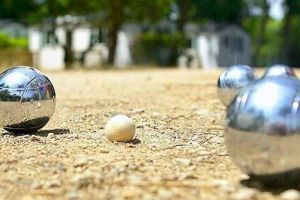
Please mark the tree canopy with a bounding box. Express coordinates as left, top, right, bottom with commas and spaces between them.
1, 0, 300, 67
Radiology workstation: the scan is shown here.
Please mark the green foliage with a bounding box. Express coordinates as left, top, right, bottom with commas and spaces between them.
190, 0, 245, 24
139, 31, 186, 48
132, 31, 187, 65
243, 17, 282, 66
0, 0, 37, 22
284, 16, 300, 67
285, 0, 300, 15
259, 20, 282, 65
0, 32, 28, 49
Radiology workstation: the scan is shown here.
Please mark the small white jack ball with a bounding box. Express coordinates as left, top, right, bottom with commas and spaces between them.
105, 114, 135, 142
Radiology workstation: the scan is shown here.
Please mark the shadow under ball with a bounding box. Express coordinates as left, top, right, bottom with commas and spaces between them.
263, 64, 296, 78
217, 65, 256, 106
225, 76, 300, 175
0, 66, 56, 133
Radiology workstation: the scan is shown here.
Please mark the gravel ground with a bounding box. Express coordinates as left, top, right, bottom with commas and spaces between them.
0, 69, 297, 200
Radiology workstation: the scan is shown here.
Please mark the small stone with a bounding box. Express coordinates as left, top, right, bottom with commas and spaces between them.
280, 190, 300, 200
210, 136, 224, 144
47, 133, 55, 139
99, 149, 109, 153
213, 179, 236, 193
74, 158, 89, 167
178, 172, 197, 180
71, 172, 94, 188
44, 179, 61, 188
31, 182, 43, 189
131, 108, 145, 114
30, 135, 40, 142
175, 158, 192, 166
190, 104, 199, 110
231, 188, 257, 200
67, 191, 81, 200
105, 114, 135, 142
157, 189, 175, 199
20, 135, 30, 139
84, 113, 92, 117
196, 109, 209, 115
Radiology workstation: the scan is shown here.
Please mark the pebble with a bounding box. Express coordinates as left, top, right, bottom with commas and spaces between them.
73, 158, 89, 167
210, 136, 224, 144
44, 179, 61, 188
30, 135, 40, 142
105, 114, 135, 142
213, 179, 236, 193
71, 172, 94, 188
157, 189, 175, 199
31, 182, 43, 189
190, 104, 199, 110
67, 191, 81, 200
280, 190, 300, 200
131, 108, 145, 114
47, 133, 55, 139
231, 188, 257, 200
175, 158, 192, 166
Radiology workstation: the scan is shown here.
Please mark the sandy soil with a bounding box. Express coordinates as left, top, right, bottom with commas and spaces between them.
0, 69, 293, 200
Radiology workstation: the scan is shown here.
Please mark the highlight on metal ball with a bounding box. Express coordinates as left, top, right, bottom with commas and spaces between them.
263, 64, 296, 78
224, 75, 300, 175
0, 66, 56, 133
217, 65, 256, 107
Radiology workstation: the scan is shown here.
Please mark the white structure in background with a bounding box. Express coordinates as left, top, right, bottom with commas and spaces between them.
217, 26, 251, 67
28, 27, 66, 70
114, 32, 132, 68
196, 35, 219, 69
178, 48, 199, 69
114, 24, 141, 67
28, 26, 93, 70
55, 28, 66, 45
72, 27, 91, 53
186, 24, 251, 69
72, 27, 92, 65
28, 28, 43, 67
182, 24, 251, 69
39, 46, 65, 70
28, 22, 138, 69
85, 43, 109, 67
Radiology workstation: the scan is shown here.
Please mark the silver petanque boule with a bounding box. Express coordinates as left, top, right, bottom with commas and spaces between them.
225, 75, 300, 175
217, 65, 256, 106
0, 66, 56, 133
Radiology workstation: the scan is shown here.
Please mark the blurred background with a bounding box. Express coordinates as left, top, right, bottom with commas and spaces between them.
0, 0, 297, 70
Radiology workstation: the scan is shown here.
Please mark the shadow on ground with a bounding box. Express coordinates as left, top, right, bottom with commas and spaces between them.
127, 138, 141, 144
2, 128, 70, 137
241, 168, 300, 194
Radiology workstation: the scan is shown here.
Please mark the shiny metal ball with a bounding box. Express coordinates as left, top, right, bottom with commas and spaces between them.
217, 65, 256, 106
225, 76, 300, 175
0, 66, 56, 133
263, 64, 296, 78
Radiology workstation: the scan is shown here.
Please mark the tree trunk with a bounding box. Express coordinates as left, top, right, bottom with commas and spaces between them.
107, 0, 124, 65
177, 0, 189, 33
253, 0, 269, 66
281, 11, 292, 64
64, 29, 73, 68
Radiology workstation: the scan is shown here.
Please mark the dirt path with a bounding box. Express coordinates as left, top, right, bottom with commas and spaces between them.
0, 69, 284, 199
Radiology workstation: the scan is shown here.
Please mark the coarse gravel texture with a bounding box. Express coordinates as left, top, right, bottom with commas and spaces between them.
0, 68, 297, 200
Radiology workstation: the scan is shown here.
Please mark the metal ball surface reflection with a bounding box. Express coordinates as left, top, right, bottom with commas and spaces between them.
0, 66, 56, 133
225, 76, 300, 175
217, 65, 256, 106
263, 64, 296, 78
